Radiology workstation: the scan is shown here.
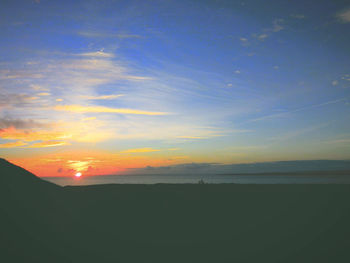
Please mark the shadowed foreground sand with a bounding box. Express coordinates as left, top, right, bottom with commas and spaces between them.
1, 158, 350, 263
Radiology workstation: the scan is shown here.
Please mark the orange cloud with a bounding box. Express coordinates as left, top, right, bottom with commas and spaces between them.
67, 160, 93, 171
54, 105, 168, 115
27, 141, 70, 148
0, 126, 71, 142
0, 140, 27, 148
121, 147, 160, 153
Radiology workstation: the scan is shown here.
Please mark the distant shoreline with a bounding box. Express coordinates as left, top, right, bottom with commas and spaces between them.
219, 170, 350, 176
42, 170, 350, 179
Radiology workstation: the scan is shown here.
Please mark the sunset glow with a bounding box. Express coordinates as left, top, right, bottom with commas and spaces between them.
0, 0, 349, 177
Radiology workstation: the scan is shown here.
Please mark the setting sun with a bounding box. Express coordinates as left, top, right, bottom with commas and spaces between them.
75, 172, 82, 178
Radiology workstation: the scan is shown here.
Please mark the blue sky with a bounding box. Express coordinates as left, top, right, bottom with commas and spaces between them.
0, 0, 349, 176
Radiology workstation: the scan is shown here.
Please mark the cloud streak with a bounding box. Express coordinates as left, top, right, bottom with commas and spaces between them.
27, 141, 70, 148
0, 118, 49, 129
177, 136, 209, 139
81, 94, 124, 100
0, 93, 39, 109
54, 105, 168, 115
248, 98, 348, 123
0, 141, 27, 148
78, 51, 115, 58
0, 126, 71, 142
77, 31, 142, 39
337, 8, 350, 23
121, 148, 161, 153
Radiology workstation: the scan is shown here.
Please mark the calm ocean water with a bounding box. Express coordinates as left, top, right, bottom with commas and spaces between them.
43, 173, 350, 186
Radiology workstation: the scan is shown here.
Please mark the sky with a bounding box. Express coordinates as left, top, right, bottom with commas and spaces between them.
0, 0, 350, 177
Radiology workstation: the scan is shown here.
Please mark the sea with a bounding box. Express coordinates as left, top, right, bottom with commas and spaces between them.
43, 173, 350, 186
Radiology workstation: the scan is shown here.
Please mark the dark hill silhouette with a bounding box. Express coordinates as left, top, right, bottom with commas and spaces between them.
0, 159, 67, 263
0, 158, 59, 192
1, 159, 350, 263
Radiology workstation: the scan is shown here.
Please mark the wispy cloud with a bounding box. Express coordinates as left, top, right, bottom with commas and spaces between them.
324, 137, 350, 144
121, 147, 160, 153
0, 71, 43, 80
177, 136, 209, 139
175, 128, 247, 141
248, 98, 348, 123
168, 148, 180, 151
27, 141, 70, 148
0, 93, 39, 109
1, 51, 152, 104
254, 18, 284, 41
257, 34, 268, 40
0, 126, 71, 142
54, 105, 168, 115
78, 51, 115, 58
37, 92, 50, 96
77, 31, 142, 39
337, 8, 350, 23
0, 118, 49, 129
30, 84, 48, 91
0, 141, 27, 148
239, 36, 250, 46
81, 94, 124, 100
271, 19, 284, 32
268, 123, 329, 142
